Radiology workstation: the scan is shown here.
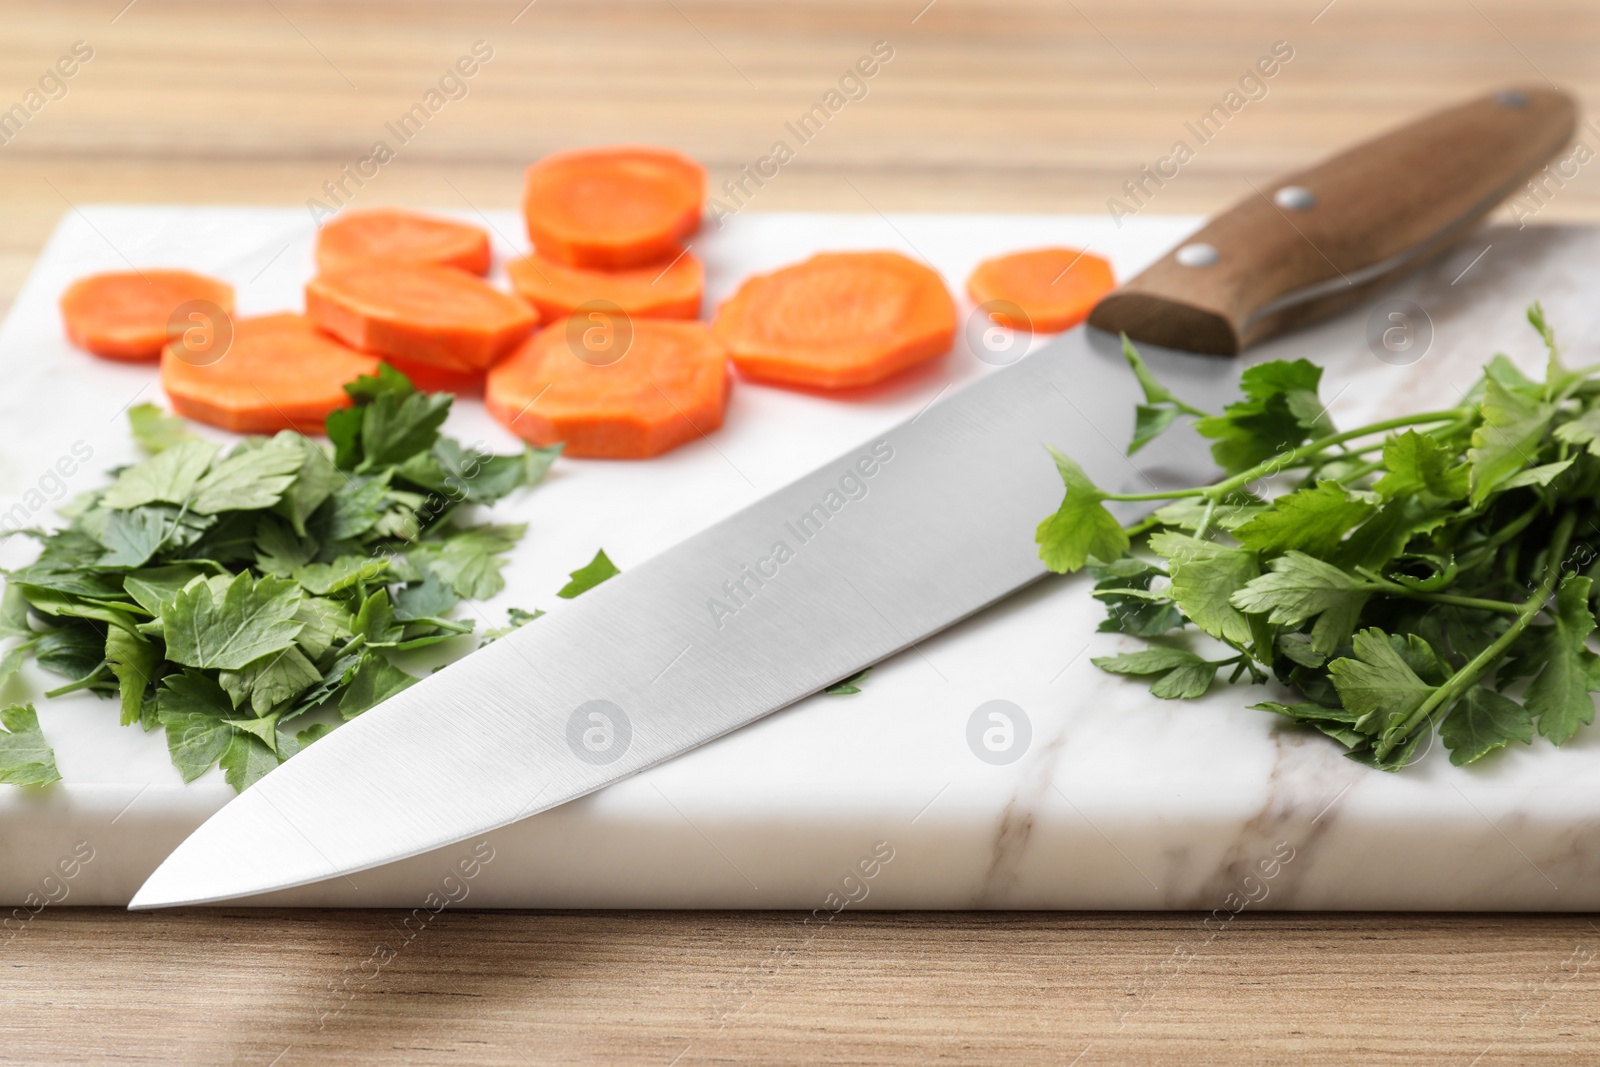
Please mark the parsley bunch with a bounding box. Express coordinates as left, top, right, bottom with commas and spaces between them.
1039, 305, 1600, 769
0, 366, 560, 791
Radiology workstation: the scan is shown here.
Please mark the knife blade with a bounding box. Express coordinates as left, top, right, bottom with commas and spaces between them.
129, 326, 1227, 909
129, 86, 1575, 908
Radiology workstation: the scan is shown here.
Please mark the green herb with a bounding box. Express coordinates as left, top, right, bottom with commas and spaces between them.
825, 667, 871, 696
0, 703, 60, 785
557, 548, 619, 599
127, 402, 198, 454
1039, 305, 1600, 770
0, 368, 560, 791
482, 606, 546, 643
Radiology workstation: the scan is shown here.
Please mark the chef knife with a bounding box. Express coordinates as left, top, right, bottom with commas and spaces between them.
131, 86, 1574, 908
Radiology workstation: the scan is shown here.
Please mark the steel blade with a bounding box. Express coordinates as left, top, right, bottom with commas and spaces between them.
130, 326, 1236, 908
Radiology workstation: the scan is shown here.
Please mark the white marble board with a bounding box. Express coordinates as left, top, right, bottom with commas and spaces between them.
2, 207, 1598, 910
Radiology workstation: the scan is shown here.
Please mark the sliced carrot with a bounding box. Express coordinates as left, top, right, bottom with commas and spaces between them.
712, 252, 957, 390
316, 208, 491, 276
507, 248, 703, 322
486, 319, 729, 459
306, 264, 538, 373
522, 145, 705, 269
965, 248, 1115, 333
161, 313, 378, 435
60, 270, 235, 361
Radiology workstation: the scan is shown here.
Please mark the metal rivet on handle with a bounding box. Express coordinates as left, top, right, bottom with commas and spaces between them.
1174, 242, 1219, 267
1496, 89, 1529, 108
1273, 185, 1317, 211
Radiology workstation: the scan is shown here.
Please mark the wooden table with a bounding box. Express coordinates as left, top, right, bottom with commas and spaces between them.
3, 1, 1598, 1062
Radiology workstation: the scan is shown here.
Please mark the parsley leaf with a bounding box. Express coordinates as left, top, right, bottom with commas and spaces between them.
159, 709, 233, 783
292, 597, 352, 658
0, 703, 60, 786
1035, 448, 1129, 573
1327, 628, 1436, 736
394, 571, 458, 619
163, 572, 304, 671
1089, 557, 1184, 637
1149, 533, 1259, 645
219, 645, 322, 717
1374, 431, 1470, 501
1232, 551, 1370, 655
274, 436, 341, 535
1233, 481, 1376, 557
293, 556, 389, 596
1441, 686, 1533, 765
0, 584, 31, 640
1130, 404, 1181, 455
0, 642, 32, 690
33, 623, 108, 683
220, 732, 280, 791
1120, 334, 1207, 454
1525, 577, 1598, 744
1093, 647, 1219, 699
190, 438, 306, 514
418, 524, 528, 600
105, 627, 159, 727
1253, 700, 1367, 749
557, 548, 620, 599
399, 439, 562, 505
1334, 497, 1448, 571
358, 390, 453, 471
1468, 379, 1552, 505
128, 402, 198, 454
1552, 408, 1600, 457
337, 654, 418, 720
101, 439, 218, 510
1195, 359, 1328, 474
825, 667, 871, 695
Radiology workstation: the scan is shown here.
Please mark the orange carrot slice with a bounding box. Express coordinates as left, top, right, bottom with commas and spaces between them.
60, 270, 235, 361
965, 248, 1115, 333
316, 208, 491, 276
486, 319, 729, 459
712, 252, 957, 389
306, 264, 538, 372
507, 248, 703, 322
161, 313, 378, 435
522, 145, 705, 269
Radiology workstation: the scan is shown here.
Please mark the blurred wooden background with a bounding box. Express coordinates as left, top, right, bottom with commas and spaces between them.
2, 0, 1599, 1063
3, 0, 1597, 313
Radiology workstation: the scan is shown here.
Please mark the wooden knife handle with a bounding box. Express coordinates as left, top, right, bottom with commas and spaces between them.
1087, 86, 1578, 355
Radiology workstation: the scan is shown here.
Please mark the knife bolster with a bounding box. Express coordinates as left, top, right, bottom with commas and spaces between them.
1087, 292, 1237, 356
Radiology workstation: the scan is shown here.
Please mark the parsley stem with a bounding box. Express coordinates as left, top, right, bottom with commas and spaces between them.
44, 674, 114, 698
1122, 513, 1165, 538
1375, 588, 1522, 615
1330, 456, 1388, 483
1104, 488, 1208, 502
1101, 410, 1469, 504
1478, 500, 1544, 554
1376, 509, 1578, 757
1203, 410, 1469, 501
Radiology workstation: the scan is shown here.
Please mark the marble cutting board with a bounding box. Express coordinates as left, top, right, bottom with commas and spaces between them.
2, 206, 1598, 910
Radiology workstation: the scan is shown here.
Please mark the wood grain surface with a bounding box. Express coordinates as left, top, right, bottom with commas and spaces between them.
3, 1, 1600, 1063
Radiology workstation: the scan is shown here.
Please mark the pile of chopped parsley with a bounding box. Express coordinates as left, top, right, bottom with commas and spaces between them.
0, 366, 600, 790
